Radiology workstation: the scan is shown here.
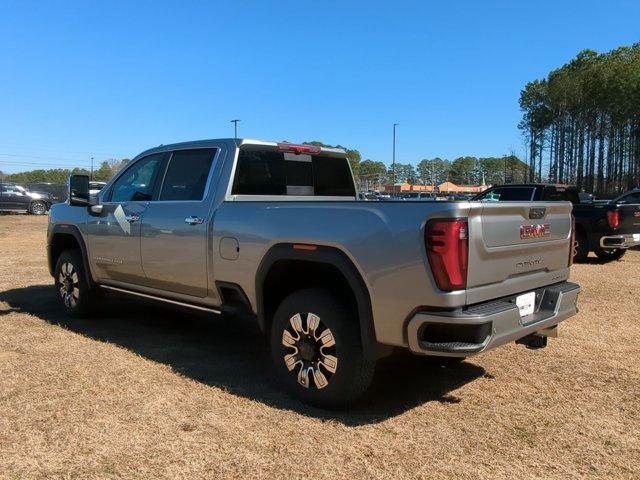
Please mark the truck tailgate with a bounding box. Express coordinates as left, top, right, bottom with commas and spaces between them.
466, 201, 573, 304
617, 203, 640, 234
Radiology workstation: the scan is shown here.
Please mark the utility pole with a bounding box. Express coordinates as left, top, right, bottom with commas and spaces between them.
90, 157, 94, 181
431, 160, 434, 191
230, 119, 240, 139
392, 123, 399, 191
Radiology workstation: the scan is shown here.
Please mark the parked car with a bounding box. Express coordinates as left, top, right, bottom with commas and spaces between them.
89, 181, 107, 196
451, 193, 475, 201
26, 182, 68, 204
473, 184, 640, 261
573, 188, 640, 261
0, 182, 52, 214
357, 192, 379, 201
47, 139, 580, 408
400, 192, 437, 201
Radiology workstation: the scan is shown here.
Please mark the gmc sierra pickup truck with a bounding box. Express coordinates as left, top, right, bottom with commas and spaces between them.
48, 139, 580, 408
473, 184, 640, 262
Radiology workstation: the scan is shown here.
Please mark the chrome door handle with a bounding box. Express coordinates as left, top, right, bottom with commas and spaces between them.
124, 214, 140, 223
185, 216, 204, 225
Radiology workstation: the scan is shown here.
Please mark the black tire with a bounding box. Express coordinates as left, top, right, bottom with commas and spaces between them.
573, 229, 589, 262
54, 249, 97, 318
29, 201, 47, 215
270, 288, 375, 409
594, 247, 626, 262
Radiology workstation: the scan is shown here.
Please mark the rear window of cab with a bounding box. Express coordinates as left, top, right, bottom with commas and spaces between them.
231, 147, 356, 197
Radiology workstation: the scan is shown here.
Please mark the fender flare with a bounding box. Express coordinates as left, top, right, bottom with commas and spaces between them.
255, 243, 378, 359
48, 224, 95, 287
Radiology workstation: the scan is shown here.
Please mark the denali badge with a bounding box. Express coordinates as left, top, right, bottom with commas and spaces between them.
520, 223, 550, 239
516, 258, 544, 268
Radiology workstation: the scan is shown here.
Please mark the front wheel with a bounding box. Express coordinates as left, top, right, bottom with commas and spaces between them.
270, 288, 375, 409
594, 247, 626, 262
30, 201, 47, 215
54, 249, 98, 317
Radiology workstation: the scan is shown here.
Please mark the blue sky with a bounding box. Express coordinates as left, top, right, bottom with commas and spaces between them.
1, 0, 639, 173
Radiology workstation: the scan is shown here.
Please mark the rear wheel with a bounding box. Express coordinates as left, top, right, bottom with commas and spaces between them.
573, 230, 589, 262
54, 249, 98, 317
270, 288, 375, 409
594, 247, 626, 262
30, 201, 47, 215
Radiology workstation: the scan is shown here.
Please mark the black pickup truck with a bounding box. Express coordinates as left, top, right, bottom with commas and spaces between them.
473, 184, 640, 262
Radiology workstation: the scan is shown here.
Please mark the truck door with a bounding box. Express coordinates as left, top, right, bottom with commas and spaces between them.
87, 152, 166, 284
140, 148, 219, 298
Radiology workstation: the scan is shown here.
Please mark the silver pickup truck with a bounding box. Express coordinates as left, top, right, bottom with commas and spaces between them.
47, 139, 580, 408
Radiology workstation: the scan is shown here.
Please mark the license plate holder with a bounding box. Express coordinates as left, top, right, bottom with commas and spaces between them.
516, 291, 536, 318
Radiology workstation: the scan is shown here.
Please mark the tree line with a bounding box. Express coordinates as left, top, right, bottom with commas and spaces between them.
2, 145, 528, 191
1, 159, 130, 184
304, 141, 528, 190
520, 44, 640, 195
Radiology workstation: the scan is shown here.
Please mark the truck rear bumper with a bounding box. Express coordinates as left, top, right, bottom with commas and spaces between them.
406, 281, 580, 357
599, 234, 640, 249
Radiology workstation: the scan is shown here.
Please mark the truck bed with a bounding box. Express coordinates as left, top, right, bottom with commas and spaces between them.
213, 200, 574, 346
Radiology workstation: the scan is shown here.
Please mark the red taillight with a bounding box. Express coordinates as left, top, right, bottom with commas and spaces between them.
568, 214, 576, 267
426, 219, 468, 291
606, 209, 620, 229
277, 142, 322, 155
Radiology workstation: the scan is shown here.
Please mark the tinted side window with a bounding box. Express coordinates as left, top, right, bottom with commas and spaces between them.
619, 192, 640, 204
111, 153, 163, 202
160, 149, 217, 201
479, 187, 534, 201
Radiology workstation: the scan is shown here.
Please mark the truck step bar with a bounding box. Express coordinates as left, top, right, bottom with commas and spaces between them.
100, 285, 222, 314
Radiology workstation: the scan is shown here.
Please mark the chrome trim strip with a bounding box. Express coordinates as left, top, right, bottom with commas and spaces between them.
100, 285, 221, 314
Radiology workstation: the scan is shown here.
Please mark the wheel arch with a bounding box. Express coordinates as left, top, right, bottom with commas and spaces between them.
255, 244, 378, 359
48, 225, 95, 287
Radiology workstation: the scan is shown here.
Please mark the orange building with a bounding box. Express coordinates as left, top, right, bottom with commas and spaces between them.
384, 182, 487, 194
384, 183, 437, 193
438, 182, 487, 193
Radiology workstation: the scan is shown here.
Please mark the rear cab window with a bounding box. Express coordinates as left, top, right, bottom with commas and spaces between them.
231, 144, 356, 198
476, 186, 535, 201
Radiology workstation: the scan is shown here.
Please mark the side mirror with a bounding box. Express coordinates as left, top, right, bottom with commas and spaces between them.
69, 175, 90, 206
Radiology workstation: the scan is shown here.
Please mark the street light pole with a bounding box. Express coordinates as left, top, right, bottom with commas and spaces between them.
90, 157, 94, 181
230, 119, 240, 139
392, 123, 399, 191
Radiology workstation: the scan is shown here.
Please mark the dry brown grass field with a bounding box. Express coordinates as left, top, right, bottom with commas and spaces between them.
0, 214, 638, 479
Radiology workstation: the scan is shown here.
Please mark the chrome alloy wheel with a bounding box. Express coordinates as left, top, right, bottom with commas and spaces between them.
58, 262, 80, 308
32, 203, 46, 214
281, 312, 338, 389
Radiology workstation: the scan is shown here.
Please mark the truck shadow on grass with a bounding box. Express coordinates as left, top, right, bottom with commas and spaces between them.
0, 285, 485, 426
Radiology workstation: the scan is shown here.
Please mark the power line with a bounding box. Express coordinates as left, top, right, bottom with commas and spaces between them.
0, 143, 127, 158
0, 152, 98, 162
0, 160, 92, 168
